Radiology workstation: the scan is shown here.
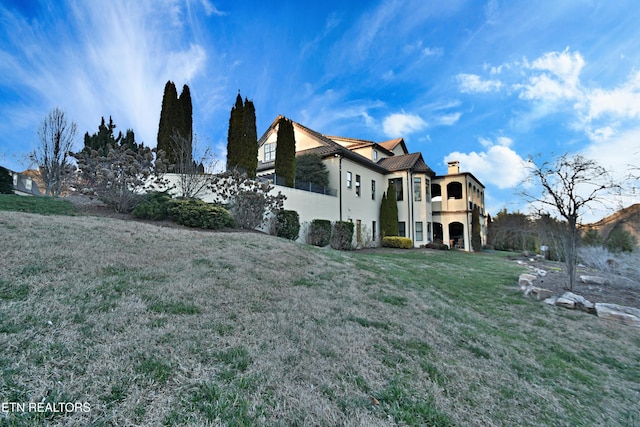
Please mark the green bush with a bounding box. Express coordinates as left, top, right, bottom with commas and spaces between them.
167, 199, 236, 230
0, 167, 13, 194
275, 210, 300, 240
307, 219, 332, 247
132, 191, 173, 220
426, 242, 449, 250
382, 236, 413, 249
330, 221, 354, 251
606, 226, 636, 253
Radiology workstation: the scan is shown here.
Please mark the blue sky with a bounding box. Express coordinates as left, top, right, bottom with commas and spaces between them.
1, 0, 639, 221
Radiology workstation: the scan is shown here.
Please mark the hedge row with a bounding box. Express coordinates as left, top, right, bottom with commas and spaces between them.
381, 236, 413, 249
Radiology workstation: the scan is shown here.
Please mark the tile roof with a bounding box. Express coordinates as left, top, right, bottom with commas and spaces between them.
378, 153, 435, 176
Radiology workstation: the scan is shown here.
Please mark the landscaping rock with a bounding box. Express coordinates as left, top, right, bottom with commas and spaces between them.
595, 303, 640, 328
580, 275, 608, 286
555, 292, 595, 314
518, 273, 537, 288
523, 286, 554, 301
543, 296, 558, 305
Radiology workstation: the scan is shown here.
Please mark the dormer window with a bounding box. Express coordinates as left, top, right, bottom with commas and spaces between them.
373, 149, 378, 161
264, 143, 276, 162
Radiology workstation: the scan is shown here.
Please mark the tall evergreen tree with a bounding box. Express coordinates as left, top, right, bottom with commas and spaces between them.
226, 93, 244, 172
472, 205, 482, 252
0, 166, 13, 194
241, 99, 258, 178
275, 117, 296, 187
380, 181, 399, 237
178, 84, 193, 165
157, 81, 179, 167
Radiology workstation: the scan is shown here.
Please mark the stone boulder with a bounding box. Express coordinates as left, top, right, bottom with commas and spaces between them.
523, 286, 554, 301
518, 273, 537, 288
555, 292, 596, 314
580, 275, 609, 286
595, 303, 640, 328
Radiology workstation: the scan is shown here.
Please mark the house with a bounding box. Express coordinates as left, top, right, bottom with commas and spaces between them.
2, 167, 42, 196
255, 116, 487, 249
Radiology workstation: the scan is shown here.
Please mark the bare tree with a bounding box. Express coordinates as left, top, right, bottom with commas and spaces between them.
30, 107, 77, 196
522, 153, 621, 290
163, 130, 217, 199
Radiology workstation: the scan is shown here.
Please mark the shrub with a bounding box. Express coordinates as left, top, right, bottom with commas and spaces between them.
0, 167, 13, 194
382, 236, 413, 249
330, 221, 354, 250
307, 219, 332, 247
275, 210, 300, 240
426, 242, 449, 250
132, 191, 173, 220
167, 199, 235, 229
606, 226, 636, 253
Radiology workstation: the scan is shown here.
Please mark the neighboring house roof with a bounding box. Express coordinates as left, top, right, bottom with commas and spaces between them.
257, 115, 435, 176
377, 153, 435, 176
5, 167, 42, 196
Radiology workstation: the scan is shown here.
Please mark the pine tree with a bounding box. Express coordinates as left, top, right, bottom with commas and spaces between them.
275, 117, 296, 187
157, 81, 179, 167
472, 205, 482, 252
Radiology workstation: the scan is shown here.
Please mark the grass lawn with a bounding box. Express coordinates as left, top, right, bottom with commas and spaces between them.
0, 210, 639, 426
0, 194, 77, 216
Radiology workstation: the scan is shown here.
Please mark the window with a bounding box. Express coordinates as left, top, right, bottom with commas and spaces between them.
346, 171, 352, 189
413, 177, 422, 201
372, 221, 376, 241
431, 183, 441, 201
426, 180, 431, 201
355, 174, 361, 197
25, 177, 32, 190
415, 222, 423, 241
371, 180, 376, 200
12, 173, 17, 186
373, 149, 378, 161
389, 178, 403, 201
447, 182, 463, 199
264, 143, 275, 161
398, 222, 406, 237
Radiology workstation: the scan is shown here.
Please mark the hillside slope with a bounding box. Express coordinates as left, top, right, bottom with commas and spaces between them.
583, 203, 640, 246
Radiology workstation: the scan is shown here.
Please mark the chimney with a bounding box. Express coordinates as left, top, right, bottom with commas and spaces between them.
447, 160, 460, 175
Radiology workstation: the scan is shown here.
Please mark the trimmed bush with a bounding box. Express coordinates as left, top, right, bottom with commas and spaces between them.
382, 236, 413, 249
132, 191, 173, 220
427, 242, 449, 250
330, 221, 354, 250
308, 219, 332, 247
275, 210, 300, 240
167, 199, 236, 229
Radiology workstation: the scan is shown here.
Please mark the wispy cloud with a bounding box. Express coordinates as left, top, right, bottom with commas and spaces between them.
382, 112, 428, 137
457, 74, 502, 93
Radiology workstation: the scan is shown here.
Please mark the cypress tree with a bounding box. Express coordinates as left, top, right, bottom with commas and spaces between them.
275, 117, 296, 187
381, 181, 399, 236
472, 205, 482, 251
226, 93, 244, 172
178, 84, 193, 165
241, 99, 258, 178
157, 81, 179, 167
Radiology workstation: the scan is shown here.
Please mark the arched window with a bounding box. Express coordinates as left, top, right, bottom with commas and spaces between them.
446, 182, 463, 200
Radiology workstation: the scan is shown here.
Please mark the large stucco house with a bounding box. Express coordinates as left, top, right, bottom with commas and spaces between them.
254, 115, 487, 250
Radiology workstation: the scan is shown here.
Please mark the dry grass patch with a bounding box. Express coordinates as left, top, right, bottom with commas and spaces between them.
0, 211, 639, 426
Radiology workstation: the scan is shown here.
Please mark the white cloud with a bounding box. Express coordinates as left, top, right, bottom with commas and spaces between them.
517, 48, 585, 101
200, 0, 227, 16
434, 112, 461, 126
586, 71, 640, 121
457, 74, 502, 93
445, 139, 528, 189
422, 46, 443, 57
382, 112, 428, 137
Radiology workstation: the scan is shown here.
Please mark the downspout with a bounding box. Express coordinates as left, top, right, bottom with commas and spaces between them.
408, 170, 413, 242
337, 154, 343, 222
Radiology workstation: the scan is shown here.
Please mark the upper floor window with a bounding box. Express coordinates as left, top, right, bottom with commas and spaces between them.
413, 177, 422, 201
447, 182, 463, 200
346, 171, 352, 189
13, 173, 18, 186
431, 183, 442, 201
264, 143, 276, 162
389, 178, 403, 201
371, 180, 376, 200
355, 174, 361, 197
373, 149, 378, 161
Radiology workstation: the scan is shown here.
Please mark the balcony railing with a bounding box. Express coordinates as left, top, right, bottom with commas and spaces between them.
262, 174, 337, 197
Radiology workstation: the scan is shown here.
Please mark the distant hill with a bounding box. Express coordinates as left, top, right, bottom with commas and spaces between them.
582, 204, 640, 246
